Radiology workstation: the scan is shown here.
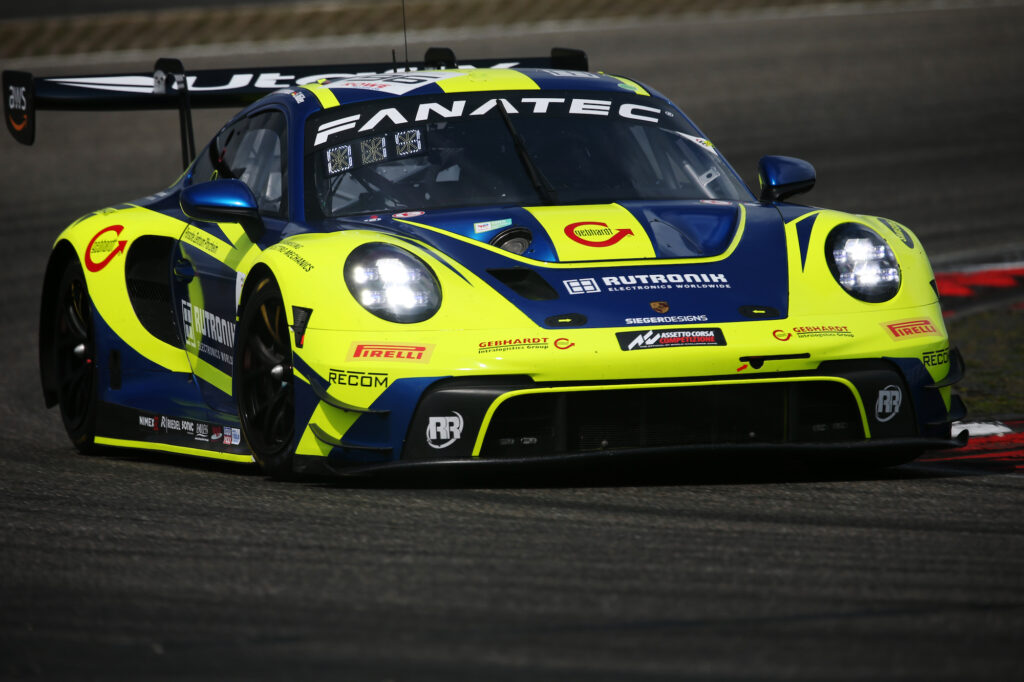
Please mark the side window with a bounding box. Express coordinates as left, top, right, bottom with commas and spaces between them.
187, 117, 246, 186
188, 142, 216, 184
220, 111, 288, 218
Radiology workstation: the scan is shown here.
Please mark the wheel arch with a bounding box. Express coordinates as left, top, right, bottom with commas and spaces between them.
39, 240, 79, 407
237, 263, 280, 320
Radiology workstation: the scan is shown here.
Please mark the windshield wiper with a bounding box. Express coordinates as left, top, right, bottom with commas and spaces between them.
498, 107, 557, 205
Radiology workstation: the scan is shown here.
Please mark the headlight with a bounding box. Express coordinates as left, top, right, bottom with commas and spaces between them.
344, 243, 441, 323
826, 223, 901, 302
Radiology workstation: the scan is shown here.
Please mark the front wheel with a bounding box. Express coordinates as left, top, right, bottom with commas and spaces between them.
236, 278, 295, 478
53, 257, 100, 453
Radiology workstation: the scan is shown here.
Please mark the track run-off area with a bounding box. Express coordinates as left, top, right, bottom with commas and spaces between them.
1, 3, 1023, 679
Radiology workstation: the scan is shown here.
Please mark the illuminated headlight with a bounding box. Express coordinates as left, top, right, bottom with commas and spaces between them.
826, 223, 901, 302
344, 243, 441, 322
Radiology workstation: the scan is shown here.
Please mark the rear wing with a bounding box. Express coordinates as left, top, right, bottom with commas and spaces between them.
3, 46, 588, 168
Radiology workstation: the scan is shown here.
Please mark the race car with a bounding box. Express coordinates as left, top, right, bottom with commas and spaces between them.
4, 47, 966, 478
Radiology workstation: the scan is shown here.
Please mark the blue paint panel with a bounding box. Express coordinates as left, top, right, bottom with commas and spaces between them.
291, 353, 325, 456
774, 204, 819, 223
292, 352, 444, 464
177, 237, 240, 414
794, 214, 817, 271
620, 201, 739, 258
886, 357, 952, 439
384, 206, 558, 261
364, 202, 789, 328
89, 305, 216, 424
131, 190, 183, 214
336, 376, 442, 463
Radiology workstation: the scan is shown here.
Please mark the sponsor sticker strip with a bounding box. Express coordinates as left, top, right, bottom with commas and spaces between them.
477, 336, 573, 354
563, 272, 730, 295
314, 95, 664, 147
617, 328, 726, 351
137, 413, 241, 446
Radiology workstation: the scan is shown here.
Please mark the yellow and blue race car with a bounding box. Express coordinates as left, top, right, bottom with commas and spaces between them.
4, 48, 966, 477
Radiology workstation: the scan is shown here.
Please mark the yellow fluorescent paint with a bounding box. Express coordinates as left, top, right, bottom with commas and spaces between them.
94, 436, 255, 463
294, 403, 361, 457
783, 209, 941, 316
302, 82, 340, 109
437, 69, 540, 93
190, 356, 233, 395
181, 225, 232, 259
610, 76, 650, 96
296, 425, 331, 457
526, 204, 657, 261
66, 207, 191, 374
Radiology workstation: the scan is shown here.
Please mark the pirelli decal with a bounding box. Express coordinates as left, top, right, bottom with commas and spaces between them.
882, 318, 941, 341
346, 342, 435, 363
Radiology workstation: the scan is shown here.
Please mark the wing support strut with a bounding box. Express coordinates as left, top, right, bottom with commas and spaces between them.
154, 58, 196, 170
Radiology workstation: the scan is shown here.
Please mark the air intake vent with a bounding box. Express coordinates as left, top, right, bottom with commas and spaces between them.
487, 268, 558, 301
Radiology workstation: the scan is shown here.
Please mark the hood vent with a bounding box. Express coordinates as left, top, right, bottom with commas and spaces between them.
488, 268, 559, 301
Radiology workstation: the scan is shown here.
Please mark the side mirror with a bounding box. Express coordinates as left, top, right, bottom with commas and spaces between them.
757, 155, 815, 203
180, 179, 266, 242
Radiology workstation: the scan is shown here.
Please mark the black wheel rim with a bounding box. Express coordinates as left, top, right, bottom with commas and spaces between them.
55, 274, 94, 431
239, 292, 294, 454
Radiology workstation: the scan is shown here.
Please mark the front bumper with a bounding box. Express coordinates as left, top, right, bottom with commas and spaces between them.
293, 349, 967, 475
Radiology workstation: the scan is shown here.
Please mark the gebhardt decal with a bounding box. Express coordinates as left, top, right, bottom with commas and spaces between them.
772, 325, 856, 340
477, 336, 575, 354
85, 225, 127, 272
563, 221, 633, 247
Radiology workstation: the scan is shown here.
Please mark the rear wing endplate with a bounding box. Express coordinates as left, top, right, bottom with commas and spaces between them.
3, 47, 588, 168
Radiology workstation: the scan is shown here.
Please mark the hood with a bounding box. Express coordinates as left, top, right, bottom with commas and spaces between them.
336, 200, 790, 329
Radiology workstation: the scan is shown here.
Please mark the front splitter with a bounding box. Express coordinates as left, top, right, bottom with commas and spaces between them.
293, 432, 968, 478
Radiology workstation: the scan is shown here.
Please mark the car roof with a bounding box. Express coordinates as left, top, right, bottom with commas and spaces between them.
250, 67, 658, 115
322, 68, 652, 103
227, 67, 676, 175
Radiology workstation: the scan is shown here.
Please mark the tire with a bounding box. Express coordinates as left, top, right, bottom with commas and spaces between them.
53, 257, 100, 454
236, 278, 295, 478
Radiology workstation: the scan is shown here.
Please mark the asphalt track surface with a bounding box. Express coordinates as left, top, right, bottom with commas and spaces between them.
2, 5, 1024, 680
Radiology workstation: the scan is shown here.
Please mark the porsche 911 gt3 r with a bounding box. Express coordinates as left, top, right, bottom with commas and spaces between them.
4, 48, 966, 477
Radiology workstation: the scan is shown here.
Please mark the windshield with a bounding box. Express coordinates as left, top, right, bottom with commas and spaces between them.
305, 91, 751, 218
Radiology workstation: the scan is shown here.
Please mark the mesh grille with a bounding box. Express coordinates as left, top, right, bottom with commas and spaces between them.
481, 381, 862, 458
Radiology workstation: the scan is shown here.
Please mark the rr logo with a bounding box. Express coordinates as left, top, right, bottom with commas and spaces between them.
427, 411, 464, 449
875, 385, 902, 422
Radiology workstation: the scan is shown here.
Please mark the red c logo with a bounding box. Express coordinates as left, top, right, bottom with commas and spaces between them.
772, 329, 792, 341
554, 337, 574, 350
564, 221, 633, 247
85, 225, 127, 273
